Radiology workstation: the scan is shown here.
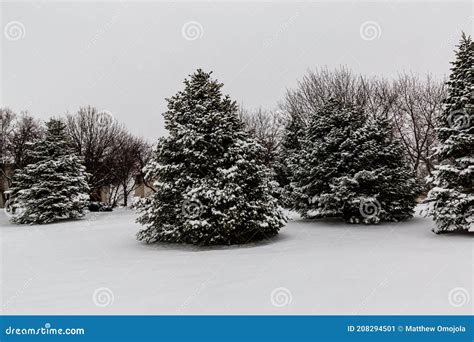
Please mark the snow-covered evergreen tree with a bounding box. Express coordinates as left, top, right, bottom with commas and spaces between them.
136, 69, 285, 245
291, 99, 419, 224
425, 33, 473, 233
274, 112, 305, 207
8, 119, 90, 224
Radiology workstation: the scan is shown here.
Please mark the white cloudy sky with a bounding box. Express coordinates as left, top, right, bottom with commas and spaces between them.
1, 1, 471, 141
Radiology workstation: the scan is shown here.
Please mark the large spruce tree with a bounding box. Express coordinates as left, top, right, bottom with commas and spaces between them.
135, 69, 285, 245
291, 99, 419, 224
8, 119, 90, 224
425, 33, 473, 233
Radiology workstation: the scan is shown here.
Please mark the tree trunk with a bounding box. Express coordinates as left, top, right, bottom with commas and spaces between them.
123, 183, 128, 207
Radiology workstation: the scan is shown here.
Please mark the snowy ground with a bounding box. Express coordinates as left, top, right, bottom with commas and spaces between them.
0, 207, 472, 315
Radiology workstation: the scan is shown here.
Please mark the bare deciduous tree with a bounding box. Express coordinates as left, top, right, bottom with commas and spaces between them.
66, 106, 152, 206
282, 68, 445, 181
9, 113, 43, 169
283, 66, 373, 117
0, 109, 42, 182
0, 108, 16, 165
66, 106, 129, 202
390, 73, 446, 179
239, 106, 286, 167
0, 109, 42, 206
0, 108, 16, 205
107, 135, 151, 207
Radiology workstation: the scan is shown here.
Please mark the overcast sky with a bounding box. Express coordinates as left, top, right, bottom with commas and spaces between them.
1, 1, 472, 141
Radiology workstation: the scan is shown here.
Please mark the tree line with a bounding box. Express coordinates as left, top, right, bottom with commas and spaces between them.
241, 68, 446, 187
1, 33, 471, 243
0, 106, 151, 207
0, 71, 448, 208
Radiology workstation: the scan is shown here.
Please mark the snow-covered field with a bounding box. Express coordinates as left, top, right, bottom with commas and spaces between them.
0, 207, 472, 315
